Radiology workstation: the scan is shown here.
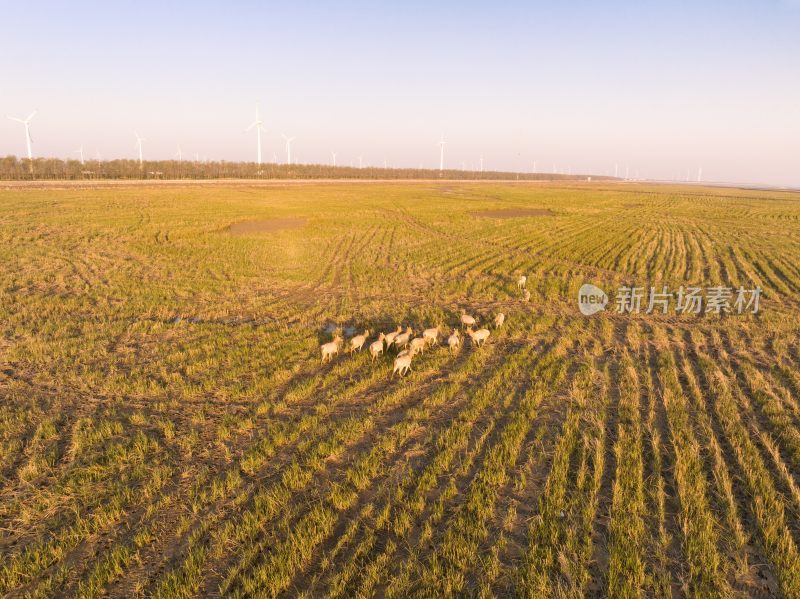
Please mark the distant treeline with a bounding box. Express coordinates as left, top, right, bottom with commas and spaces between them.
0, 156, 614, 181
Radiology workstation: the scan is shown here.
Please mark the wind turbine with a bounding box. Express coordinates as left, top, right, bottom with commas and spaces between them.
281, 134, 295, 165
479, 155, 484, 172
358, 155, 363, 169
331, 151, 337, 167
697, 167, 703, 182
175, 145, 183, 162
7, 111, 36, 162
77, 146, 85, 165
438, 135, 446, 172
246, 105, 265, 165
134, 132, 145, 168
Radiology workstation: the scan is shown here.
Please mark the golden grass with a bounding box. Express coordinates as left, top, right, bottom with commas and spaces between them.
1, 181, 800, 597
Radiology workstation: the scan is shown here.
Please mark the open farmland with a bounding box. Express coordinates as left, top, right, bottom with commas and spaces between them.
2, 181, 800, 597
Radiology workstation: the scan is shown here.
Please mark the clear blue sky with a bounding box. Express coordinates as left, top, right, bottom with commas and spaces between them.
2, 0, 799, 185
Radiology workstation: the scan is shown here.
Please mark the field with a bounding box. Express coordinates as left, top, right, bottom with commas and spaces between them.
2, 180, 800, 598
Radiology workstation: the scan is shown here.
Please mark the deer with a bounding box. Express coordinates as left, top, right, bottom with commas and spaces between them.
460, 309, 476, 329
467, 327, 490, 348
384, 325, 402, 348
447, 329, 461, 353
422, 326, 440, 346
349, 329, 370, 353
517, 275, 527, 289
393, 327, 413, 350
369, 333, 386, 361
320, 336, 343, 362
494, 313, 505, 328
523, 289, 531, 302
392, 353, 413, 377
409, 337, 427, 356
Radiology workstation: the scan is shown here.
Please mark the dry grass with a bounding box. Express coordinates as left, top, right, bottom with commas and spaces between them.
1, 181, 799, 597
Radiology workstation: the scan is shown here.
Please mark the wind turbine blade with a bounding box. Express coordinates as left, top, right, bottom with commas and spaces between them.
26, 110, 37, 122
7, 116, 24, 123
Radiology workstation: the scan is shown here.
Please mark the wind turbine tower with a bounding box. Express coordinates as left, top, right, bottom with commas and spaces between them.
134, 132, 145, 168
7, 111, 37, 166
282, 134, 295, 165
77, 146, 85, 165
331, 151, 337, 167
438, 135, 446, 172
246, 105, 265, 166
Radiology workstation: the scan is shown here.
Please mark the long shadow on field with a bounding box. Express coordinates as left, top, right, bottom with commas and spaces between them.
214, 334, 515, 596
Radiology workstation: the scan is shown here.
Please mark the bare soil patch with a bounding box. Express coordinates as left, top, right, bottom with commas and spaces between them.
227, 218, 306, 235
472, 208, 554, 219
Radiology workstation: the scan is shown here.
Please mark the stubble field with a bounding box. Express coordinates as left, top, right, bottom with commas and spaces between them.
2, 181, 800, 597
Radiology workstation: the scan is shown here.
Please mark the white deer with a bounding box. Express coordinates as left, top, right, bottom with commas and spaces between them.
392, 353, 413, 377
393, 327, 413, 350
369, 333, 386, 361
384, 325, 402, 348
409, 337, 427, 356
447, 329, 461, 353
349, 329, 370, 353
422, 326, 440, 346
467, 327, 490, 348
460, 310, 476, 329
320, 336, 343, 362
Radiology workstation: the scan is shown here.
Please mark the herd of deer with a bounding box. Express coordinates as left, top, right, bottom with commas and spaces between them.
319, 275, 530, 377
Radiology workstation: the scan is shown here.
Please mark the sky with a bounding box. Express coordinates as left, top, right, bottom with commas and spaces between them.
1, 0, 799, 186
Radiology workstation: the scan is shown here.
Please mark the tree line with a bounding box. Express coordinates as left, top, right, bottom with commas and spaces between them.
0, 156, 613, 182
